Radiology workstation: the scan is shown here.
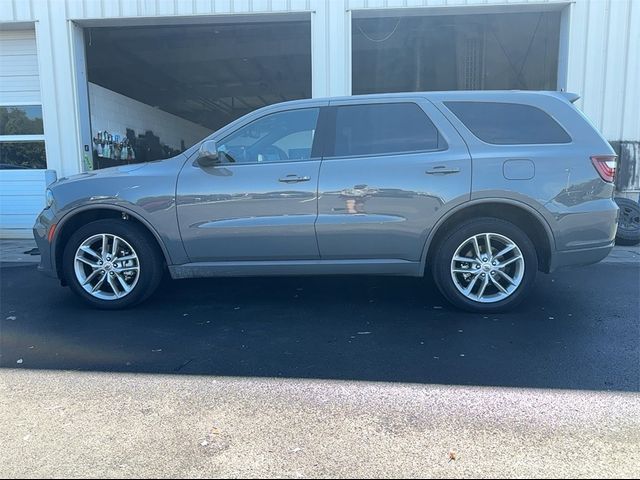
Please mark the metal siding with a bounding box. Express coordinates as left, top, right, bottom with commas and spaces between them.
58, 0, 313, 18
599, 0, 627, 140
579, 0, 608, 134
621, 0, 639, 143
13, 0, 35, 21
347, 0, 565, 7
565, 0, 639, 143
31, 1, 78, 178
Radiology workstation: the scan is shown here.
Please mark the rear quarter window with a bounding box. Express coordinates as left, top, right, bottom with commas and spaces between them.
445, 101, 571, 145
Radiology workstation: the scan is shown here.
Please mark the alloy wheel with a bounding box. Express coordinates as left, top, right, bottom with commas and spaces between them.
450, 232, 525, 303
74, 233, 141, 300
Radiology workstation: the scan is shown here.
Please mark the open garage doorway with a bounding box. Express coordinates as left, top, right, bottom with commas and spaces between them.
352, 10, 563, 95
83, 17, 312, 170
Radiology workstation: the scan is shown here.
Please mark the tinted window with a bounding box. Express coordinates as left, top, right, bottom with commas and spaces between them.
218, 108, 319, 164
332, 103, 440, 157
445, 101, 571, 144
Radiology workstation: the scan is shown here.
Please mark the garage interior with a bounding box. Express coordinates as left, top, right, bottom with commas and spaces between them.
352, 11, 562, 94
83, 18, 312, 169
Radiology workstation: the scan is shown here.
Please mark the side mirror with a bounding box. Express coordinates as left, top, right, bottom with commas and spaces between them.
197, 140, 219, 167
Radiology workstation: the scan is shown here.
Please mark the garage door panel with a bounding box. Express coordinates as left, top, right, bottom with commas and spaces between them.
0, 54, 39, 76
0, 29, 40, 105
0, 29, 43, 238
0, 213, 41, 229
0, 37, 37, 55
0, 89, 41, 103
0, 75, 41, 92
0, 180, 47, 196
0, 170, 47, 182
0, 196, 45, 214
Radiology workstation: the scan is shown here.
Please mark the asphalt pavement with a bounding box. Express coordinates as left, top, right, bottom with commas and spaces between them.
0, 249, 639, 477
1, 258, 639, 390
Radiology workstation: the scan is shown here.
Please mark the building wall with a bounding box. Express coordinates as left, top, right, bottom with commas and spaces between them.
565, 0, 638, 145
88, 83, 213, 152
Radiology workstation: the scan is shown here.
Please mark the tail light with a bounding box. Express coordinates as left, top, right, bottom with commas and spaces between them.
591, 155, 617, 183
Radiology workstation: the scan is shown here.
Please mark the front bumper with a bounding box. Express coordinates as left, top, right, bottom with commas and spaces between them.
33, 209, 57, 278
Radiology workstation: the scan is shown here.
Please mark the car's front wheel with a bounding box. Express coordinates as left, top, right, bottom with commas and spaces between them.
432, 217, 538, 313
62, 219, 163, 309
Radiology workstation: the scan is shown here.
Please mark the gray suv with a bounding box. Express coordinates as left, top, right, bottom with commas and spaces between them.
34, 91, 619, 312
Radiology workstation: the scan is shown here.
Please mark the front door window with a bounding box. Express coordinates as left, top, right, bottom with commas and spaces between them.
217, 108, 320, 164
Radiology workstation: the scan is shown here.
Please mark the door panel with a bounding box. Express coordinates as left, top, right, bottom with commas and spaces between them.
177, 106, 323, 263
177, 161, 320, 262
316, 99, 471, 261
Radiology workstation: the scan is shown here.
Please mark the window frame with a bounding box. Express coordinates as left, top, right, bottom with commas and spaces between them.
0, 103, 47, 170
322, 101, 447, 161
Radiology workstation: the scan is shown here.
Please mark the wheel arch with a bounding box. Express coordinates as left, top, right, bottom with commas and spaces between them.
422, 199, 556, 274
53, 204, 172, 282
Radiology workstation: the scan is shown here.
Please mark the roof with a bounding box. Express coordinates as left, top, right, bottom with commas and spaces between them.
265, 90, 580, 110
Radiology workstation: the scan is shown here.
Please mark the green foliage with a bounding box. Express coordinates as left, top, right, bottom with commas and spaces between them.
0, 142, 47, 169
0, 107, 44, 135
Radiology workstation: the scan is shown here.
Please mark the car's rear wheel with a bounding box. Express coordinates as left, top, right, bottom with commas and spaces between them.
62, 219, 163, 309
432, 217, 538, 313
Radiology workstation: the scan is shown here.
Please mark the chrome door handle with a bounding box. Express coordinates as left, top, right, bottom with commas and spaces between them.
279, 175, 311, 183
426, 166, 461, 175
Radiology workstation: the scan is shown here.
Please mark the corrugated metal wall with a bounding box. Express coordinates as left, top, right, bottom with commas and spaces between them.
566, 0, 638, 143
0, 0, 313, 20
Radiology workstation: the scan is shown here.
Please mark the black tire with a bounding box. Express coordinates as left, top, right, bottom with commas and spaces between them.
431, 217, 538, 313
62, 219, 164, 309
614, 197, 640, 246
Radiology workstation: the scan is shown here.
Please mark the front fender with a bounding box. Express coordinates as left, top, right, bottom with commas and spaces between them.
51, 202, 180, 274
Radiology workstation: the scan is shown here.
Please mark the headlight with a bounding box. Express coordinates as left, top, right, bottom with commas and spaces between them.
45, 189, 55, 209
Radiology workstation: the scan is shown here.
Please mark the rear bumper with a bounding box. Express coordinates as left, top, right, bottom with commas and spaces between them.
33, 209, 57, 279
546, 197, 618, 272
549, 241, 615, 272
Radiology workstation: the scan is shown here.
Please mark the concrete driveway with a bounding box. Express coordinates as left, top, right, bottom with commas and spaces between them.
0, 244, 639, 478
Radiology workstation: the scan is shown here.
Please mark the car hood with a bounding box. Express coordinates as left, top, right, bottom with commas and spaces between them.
53, 163, 149, 187
46, 155, 189, 216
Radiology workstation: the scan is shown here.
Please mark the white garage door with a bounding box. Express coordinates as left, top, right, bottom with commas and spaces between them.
0, 28, 50, 239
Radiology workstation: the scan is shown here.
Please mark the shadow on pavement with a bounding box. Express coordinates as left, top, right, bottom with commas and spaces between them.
1, 262, 638, 392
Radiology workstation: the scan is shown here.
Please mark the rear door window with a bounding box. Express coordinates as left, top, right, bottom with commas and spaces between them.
445, 101, 571, 145
330, 102, 441, 157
